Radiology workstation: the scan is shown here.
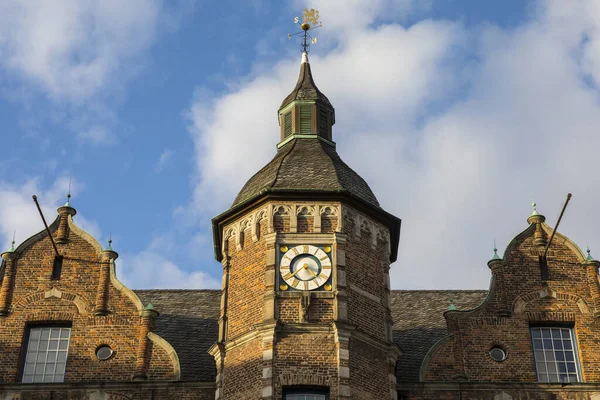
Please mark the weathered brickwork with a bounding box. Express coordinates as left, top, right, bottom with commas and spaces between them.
419, 213, 600, 396
273, 332, 338, 399
0, 209, 177, 388
349, 338, 389, 399
221, 338, 263, 398
211, 199, 399, 399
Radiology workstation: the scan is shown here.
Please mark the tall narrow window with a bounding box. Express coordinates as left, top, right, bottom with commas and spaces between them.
299, 105, 312, 134
284, 112, 292, 138
283, 388, 328, 400
531, 326, 581, 383
51, 256, 63, 280
22, 326, 71, 383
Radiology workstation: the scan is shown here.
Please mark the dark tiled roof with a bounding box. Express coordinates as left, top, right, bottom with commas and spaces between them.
232, 138, 380, 208
134, 290, 220, 382
134, 289, 487, 383
391, 290, 488, 382
280, 60, 332, 111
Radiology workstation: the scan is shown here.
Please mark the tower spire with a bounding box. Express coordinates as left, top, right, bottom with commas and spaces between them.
279, 9, 334, 146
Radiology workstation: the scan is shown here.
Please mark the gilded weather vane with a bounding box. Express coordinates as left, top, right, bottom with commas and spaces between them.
288, 8, 322, 53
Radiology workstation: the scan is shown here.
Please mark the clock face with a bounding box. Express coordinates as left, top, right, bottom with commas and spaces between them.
279, 245, 332, 291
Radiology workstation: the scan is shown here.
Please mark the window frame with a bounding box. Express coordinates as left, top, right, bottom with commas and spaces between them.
20, 324, 72, 384
530, 325, 582, 383
283, 387, 330, 400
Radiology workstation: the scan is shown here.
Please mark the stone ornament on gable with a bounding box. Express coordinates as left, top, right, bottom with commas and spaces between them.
513, 289, 592, 316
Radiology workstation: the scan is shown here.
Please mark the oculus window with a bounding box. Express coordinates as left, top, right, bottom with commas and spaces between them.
22, 326, 71, 383
531, 327, 581, 383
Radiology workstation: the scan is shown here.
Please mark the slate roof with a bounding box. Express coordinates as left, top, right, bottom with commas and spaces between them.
391, 290, 488, 382
232, 138, 380, 208
280, 58, 333, 111
133, 289, 488, 383
134, 290, 220, 382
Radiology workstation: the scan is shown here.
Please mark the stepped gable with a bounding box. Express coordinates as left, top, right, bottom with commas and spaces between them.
133, 289, 487, 382
135, 289, 220, 381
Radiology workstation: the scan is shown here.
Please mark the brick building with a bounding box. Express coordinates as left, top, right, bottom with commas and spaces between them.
2, 52, 600, 400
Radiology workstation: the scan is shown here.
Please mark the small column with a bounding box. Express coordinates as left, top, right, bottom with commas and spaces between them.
133, 304, 159, 380
55, 197, 77, 244
488, 245, 511, 316
0, 241, 17, 316
94, 240, 118, 316
584, 248, 600, 317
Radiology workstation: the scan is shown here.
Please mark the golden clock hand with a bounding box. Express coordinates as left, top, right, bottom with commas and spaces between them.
306, 268, 318, 279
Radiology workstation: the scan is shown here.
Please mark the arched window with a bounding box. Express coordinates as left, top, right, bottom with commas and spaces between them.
283, 388, 328, 400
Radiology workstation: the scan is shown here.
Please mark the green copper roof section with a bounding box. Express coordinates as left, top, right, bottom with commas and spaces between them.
448, 298, 457, 311
492, 239, 501, 260
5, 240, 15, 253
146, 303, 155, 310
104, 239, 114, 252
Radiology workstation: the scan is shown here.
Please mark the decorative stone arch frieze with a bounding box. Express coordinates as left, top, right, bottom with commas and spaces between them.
277, 372, 332, 387
222, 205, 271, 255
513, 289, 592, 315
222, 203, 344, 254
13, 288, 90, 315
342, 206, 391, 252
296, 205, 315, 216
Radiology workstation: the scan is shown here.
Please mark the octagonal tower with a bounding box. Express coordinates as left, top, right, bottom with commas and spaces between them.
210, 52, 402, 400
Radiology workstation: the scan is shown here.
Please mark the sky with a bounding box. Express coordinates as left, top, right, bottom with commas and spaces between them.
1, 0, 600, 290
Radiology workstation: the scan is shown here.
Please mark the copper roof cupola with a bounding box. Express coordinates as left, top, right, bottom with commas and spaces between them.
277, 52, 335, 146
231, 53, 379, 209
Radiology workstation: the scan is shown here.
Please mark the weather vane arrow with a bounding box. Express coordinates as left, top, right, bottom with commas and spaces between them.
288, 8, 323, 53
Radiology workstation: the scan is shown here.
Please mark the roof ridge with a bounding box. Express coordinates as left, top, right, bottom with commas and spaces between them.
270, 138, 298, 189
317, 139, 344, 191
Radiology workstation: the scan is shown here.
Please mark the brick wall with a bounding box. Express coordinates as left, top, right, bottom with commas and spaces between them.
423, 214, 600, 386
214, 200, 399, 399
0, 209, 177, 386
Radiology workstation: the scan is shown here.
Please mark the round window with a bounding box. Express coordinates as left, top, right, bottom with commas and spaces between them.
489, 347, 506, 362
96, 345, 113, 360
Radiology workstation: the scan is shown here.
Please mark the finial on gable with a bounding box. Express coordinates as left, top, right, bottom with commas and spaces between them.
531, 197, 539, 216
65, 177, 72, 207
448, 298, 457, 311
102, 234, 119, 260
492, 239, 501, 260
5, 232, 16, 253
587, 247, 594, 261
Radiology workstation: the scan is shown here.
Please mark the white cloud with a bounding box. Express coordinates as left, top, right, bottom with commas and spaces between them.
155, 149, 175, 172
117, 250, 221, 290
187, 0, 600, 290
0, 176, 101, 249
0, 0, 161, 102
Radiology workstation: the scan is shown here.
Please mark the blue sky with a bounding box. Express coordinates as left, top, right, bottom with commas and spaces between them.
2, 0, 600, 290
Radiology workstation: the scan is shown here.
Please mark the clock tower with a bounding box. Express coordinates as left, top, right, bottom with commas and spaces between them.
209, 50, 401, 400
